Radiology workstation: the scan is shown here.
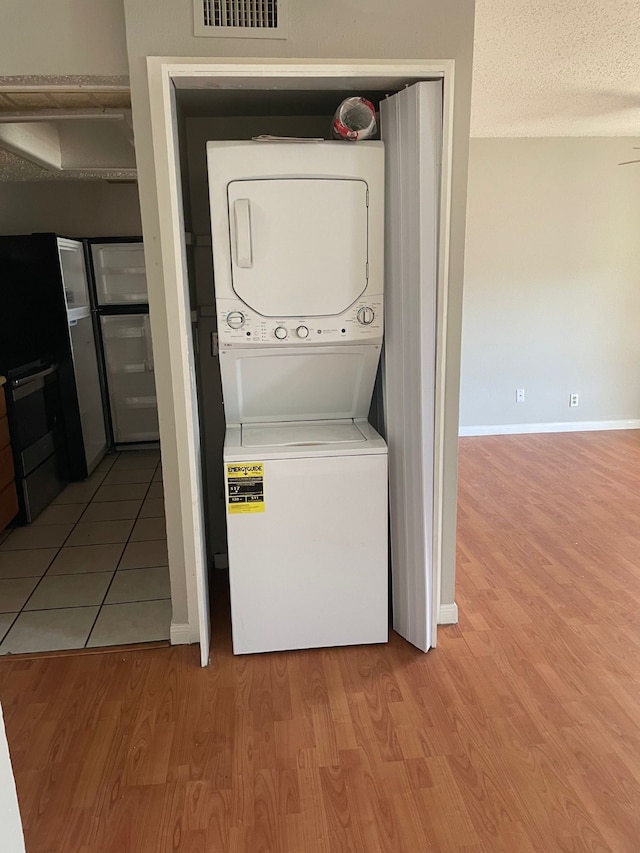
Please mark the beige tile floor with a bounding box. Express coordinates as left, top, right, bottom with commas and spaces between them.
0, 450, 170, 655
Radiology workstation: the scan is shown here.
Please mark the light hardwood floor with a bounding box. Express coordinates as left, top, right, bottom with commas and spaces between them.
1, 430, 640, 851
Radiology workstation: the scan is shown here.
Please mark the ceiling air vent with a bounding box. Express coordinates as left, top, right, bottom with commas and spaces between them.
194, 0, 288, 38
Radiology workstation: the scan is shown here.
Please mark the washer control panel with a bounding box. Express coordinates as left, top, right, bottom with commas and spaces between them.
217, 297, 383, 347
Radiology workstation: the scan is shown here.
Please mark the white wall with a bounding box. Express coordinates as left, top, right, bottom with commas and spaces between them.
1, 0, 128, 77
0, 181, 142, 237
0, 704, 25, 853
122, 0, 475, 633
460, 138, 640, 432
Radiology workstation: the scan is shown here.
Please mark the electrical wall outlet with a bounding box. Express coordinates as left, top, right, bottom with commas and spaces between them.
516, 388, 525, 403
569, 393, 579, 407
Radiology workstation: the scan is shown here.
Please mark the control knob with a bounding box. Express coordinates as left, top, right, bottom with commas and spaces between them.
274, 326, 288, 340
357, 306, 375, 325
296, 325, 309, 339
226, 311, 245, 329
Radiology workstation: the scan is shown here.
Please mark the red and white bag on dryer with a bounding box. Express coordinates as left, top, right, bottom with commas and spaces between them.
332, 97, 377, 141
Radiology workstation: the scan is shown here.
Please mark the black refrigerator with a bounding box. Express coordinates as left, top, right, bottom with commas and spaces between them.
86, 239, 160, 447
0, 234, 107, 519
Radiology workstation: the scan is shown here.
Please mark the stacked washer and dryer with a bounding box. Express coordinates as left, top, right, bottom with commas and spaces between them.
207, 140, 388, 654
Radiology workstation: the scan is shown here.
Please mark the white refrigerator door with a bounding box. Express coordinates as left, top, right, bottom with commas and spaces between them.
91, 242, 148, 306
227, 178, 369, 317
68, 313, 107, 472
101, 314, 159, 443
380, 81, 442, 653
58, 238, 90, 309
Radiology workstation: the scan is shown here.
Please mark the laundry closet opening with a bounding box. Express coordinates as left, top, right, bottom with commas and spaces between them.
166, 70, 445, 657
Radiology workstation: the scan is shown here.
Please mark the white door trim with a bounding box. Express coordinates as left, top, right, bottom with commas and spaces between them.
147, 62, 210, 664
146, 57, 456, 659
433, 63, 456, 642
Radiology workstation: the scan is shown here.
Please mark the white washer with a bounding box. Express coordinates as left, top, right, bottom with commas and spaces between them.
208, 140, 388, 654
224, 419, 388, 654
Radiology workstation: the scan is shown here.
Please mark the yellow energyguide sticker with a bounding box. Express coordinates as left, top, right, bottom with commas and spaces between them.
226, 462, 265, 514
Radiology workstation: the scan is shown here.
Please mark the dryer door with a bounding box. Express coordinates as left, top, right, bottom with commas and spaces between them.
227, 179, 368, 317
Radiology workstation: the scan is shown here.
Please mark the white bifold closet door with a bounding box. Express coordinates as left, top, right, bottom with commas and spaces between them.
380, 81, 442, 652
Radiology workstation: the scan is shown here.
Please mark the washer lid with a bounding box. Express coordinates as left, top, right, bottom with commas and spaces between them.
242, 420, 366, 448
219, 344, 381, 424
224, 420, 387, 461
227, 178, 369, 317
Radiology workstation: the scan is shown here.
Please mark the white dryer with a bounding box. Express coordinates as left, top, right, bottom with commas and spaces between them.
207, 140, 388, 654
208, 141, 384, 352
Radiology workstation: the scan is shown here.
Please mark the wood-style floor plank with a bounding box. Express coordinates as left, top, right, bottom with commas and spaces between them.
3, 430, 640, 850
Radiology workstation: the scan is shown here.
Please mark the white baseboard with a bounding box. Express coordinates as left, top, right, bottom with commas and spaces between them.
459, 419, 640, 437
214, 552, 228, 570
170, 621, 198, 645
438, 602, 458, 624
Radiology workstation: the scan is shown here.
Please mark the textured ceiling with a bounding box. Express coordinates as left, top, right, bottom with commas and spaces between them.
471, 0, 640, 137
0, 76, 134, 181
0, 148, 135, 182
